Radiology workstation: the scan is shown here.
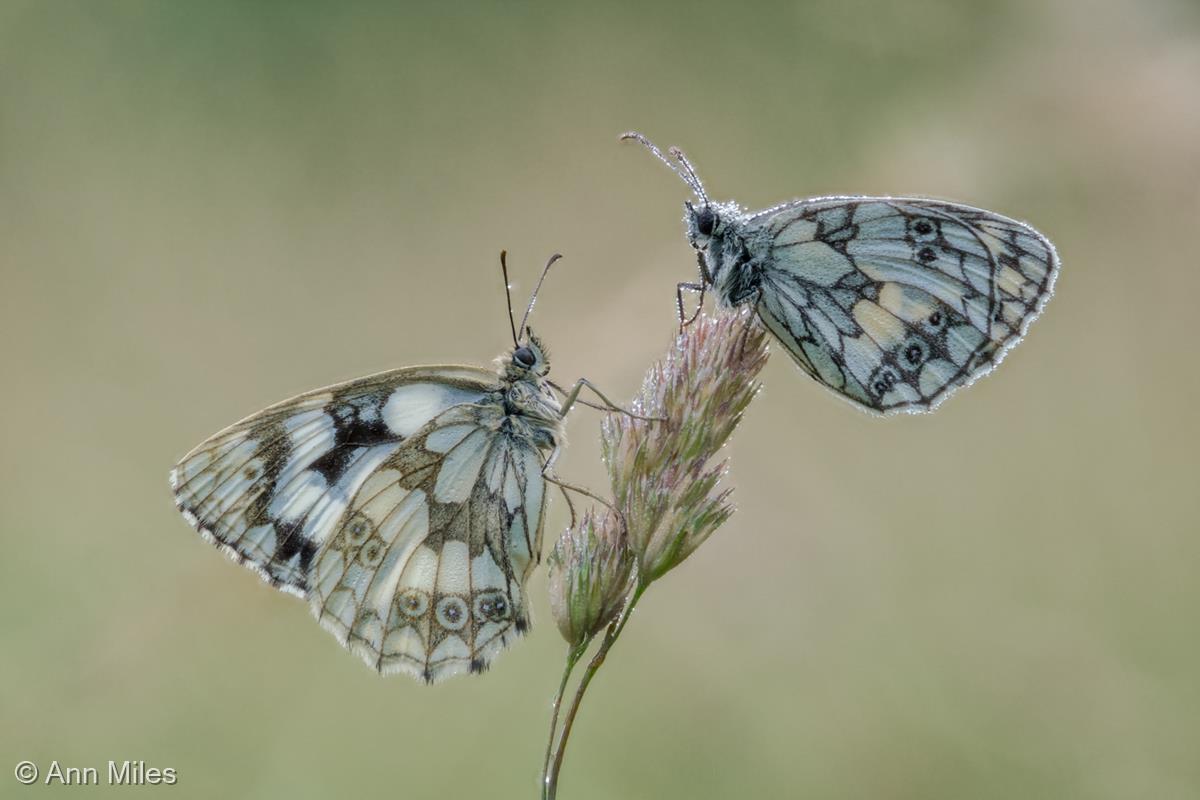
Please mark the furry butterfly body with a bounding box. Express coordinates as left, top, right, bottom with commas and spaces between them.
624, 133, 1060, 414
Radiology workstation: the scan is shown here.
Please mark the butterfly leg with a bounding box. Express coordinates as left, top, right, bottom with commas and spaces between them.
543, 473, 622, 526
540, 445, 619, 528
676, 281, 705, 332
551, 379, 662, 423
546, 475, 579, 529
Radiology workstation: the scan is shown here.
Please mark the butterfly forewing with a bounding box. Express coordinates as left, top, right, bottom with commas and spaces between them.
756, 197, 1059, 414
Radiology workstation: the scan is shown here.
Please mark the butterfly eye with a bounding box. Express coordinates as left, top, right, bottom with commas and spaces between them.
694, 206, 717, 237
513, 346, 536, 368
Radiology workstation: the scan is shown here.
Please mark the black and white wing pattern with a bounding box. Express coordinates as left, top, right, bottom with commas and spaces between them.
753, 197, 1059, 414
170, 365, 547, 682
308, 401, 546, 681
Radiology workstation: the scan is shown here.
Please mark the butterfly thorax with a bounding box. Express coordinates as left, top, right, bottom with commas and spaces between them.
685, 201, 764, 307
498, 378, 562, 450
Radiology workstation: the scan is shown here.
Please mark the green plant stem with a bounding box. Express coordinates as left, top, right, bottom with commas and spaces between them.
541, 640, 588, 800
543, 582, 648, 800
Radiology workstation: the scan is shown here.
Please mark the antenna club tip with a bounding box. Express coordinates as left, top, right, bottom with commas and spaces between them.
618, 131, 641, 141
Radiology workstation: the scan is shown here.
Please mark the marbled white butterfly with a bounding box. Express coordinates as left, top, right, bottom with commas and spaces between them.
170, 253, 618, 682
622, 132, 1060, 415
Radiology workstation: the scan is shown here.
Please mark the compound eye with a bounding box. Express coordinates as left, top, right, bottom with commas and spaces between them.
695, 206, 717, 237
513, 346, 536, 368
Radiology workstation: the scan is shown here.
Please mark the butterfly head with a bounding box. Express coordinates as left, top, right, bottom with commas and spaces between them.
502, 330, 550, 381
499, 250, 561, 380
684, 200, 723, 249
621, 131, 723, 250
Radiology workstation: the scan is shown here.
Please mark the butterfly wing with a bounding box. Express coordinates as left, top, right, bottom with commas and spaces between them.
753, 197, 1059, 414
308, 402, 547, 682
170, 365, 496, 593
171, 365, 550, 681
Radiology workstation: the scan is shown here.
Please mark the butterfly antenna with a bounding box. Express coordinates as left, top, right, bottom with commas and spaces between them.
517, 252, 563, 340
499, 250, 520, 348
668, 145, 708, 204
620, 131, 707, 202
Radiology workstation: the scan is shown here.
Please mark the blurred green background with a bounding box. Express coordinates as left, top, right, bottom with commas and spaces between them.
2, 1, 1198, 797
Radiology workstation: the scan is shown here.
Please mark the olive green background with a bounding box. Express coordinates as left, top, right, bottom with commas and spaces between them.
2, 1, 1197, 798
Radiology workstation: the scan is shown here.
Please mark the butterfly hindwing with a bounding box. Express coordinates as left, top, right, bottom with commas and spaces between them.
756, 197, 1059, 414
310, 402, 548, 682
